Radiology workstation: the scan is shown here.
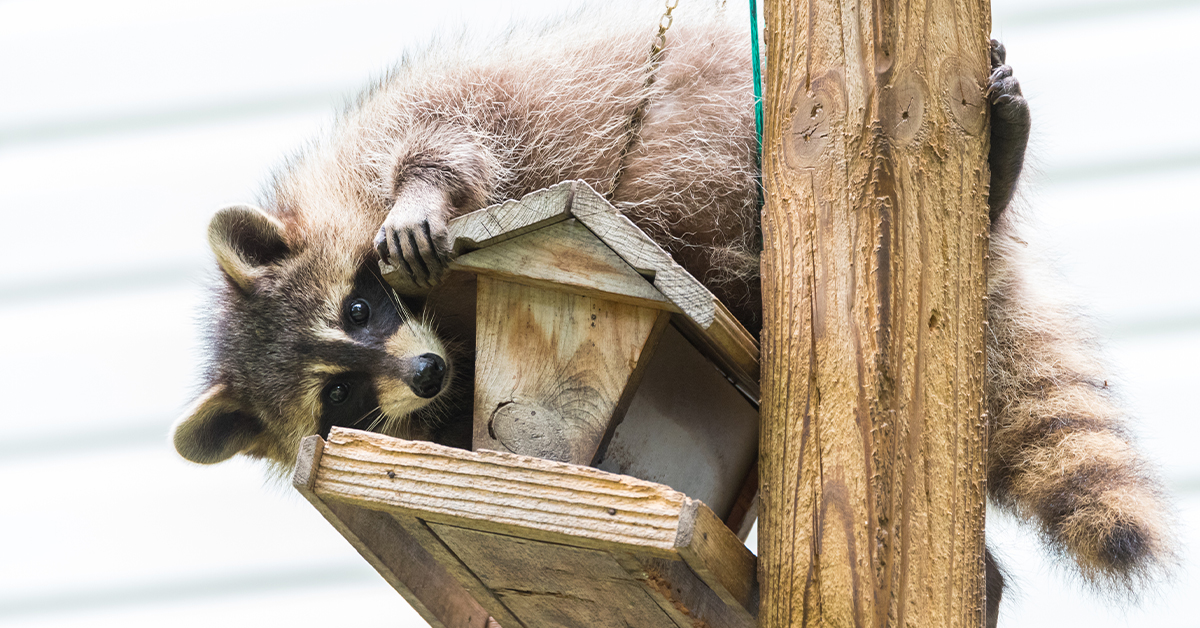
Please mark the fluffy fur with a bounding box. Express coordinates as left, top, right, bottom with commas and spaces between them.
987, 218, 1174, 591
172, 2, 1173, 618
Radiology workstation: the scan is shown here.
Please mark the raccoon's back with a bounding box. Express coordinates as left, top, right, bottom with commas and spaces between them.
317, 7, 761, 327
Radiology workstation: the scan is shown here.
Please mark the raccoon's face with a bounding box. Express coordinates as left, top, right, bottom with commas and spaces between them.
300, 260, 452, 439
172, 203, 453, 468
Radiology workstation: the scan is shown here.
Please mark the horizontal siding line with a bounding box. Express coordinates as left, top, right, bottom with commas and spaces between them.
998, 0, 1200, 27
0, 422, 171, 462
0, 89, 343, 147
1041, 149, 1200, 184
1108, 312, 1200, 340
0, 563, 377, 620
0, 261, 205, 304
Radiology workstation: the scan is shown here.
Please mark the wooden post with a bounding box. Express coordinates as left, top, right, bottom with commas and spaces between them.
758, 0, 992, 626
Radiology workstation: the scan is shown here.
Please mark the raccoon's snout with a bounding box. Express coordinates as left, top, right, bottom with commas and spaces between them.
409, 353, 446, 399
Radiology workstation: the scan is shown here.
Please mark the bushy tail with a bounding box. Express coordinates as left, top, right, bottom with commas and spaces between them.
985, 226, 1175, 592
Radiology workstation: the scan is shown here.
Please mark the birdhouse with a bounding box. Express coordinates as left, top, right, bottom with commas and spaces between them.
293, 181, 761, 628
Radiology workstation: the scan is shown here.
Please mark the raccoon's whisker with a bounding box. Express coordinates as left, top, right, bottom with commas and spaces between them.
365, 410, 390, 433
353, 405, 383, 430
368, 271, 414, 320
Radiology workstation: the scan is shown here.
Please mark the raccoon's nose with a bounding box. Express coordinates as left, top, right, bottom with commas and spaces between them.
409, 353, 446, 399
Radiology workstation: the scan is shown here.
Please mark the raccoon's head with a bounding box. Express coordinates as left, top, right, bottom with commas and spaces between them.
172, 204, 454, 467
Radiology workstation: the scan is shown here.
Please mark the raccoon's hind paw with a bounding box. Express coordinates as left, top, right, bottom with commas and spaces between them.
986, 39, 1030, 223
375, 213, 452, 293
987, 42, 1029, 130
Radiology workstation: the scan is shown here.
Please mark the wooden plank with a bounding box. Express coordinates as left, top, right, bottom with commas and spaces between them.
675, 501, 759, 619
380, 181, 576, 287
313, 428, 691, 555
472, 277, 669, 465
430, 524, 681, 628
388, 514, 523, 628
450, 219, 676, 312
448, 181, 577, 253
640, 557, 755, 628
568, 182, 716, 329
292, 435, 492, 628
303, 429, 761, 625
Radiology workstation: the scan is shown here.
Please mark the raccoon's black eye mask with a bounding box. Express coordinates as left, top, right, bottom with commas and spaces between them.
318, 373, 381, 438
326, 381, 350, 404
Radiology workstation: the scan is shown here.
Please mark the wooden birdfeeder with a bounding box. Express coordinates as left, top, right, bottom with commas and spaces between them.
292, 181, 762, 628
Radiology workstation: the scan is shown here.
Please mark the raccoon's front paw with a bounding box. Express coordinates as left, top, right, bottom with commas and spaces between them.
374, 213, 451, 292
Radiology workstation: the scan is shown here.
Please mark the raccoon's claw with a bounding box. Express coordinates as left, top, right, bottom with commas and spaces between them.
374, 215, 451, 291
986, 40, 1029, 129
990, 38, 1007, 69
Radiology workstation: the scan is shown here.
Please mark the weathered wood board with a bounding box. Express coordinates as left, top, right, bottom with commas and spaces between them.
471, 276, 669, 465
758, 0, 992, 626
295, 428, 759, 628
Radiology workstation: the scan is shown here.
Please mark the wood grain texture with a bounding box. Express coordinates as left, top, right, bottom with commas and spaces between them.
640, 557, 755, 628
758, 0, 992, 627
303, 428, 760, 627
314, 428, 693, 553
300, 429, 758, 628
448, 181, 577, 253
432, 524, 677, 628
292, 436, 493, 628
675, 501, 759, 621
569, 183, 716, 329
472, 277, 668, 464
388, 514, 522, 628
450, 219, 675, 312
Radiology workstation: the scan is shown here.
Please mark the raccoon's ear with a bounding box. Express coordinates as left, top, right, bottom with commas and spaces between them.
172, 382, 265, 464
208, 204, 290, 292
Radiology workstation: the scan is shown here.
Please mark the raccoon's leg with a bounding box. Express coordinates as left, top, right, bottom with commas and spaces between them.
984, 548, 1005, 628
986, 39, 1030, 224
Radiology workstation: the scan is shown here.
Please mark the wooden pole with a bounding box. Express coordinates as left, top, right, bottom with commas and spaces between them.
757, 0, 992, 626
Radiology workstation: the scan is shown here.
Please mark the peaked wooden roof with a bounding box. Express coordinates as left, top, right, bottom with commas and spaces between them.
380, 180, 760, 400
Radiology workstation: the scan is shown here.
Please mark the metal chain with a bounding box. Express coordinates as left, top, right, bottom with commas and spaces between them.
608, 0, 680, 199
651, 0, 680, 57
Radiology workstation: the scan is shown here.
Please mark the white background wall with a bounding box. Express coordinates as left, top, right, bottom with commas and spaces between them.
0, 0, 1195, 626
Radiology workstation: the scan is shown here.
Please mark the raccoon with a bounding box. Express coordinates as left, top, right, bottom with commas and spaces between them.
171, 4, 1173, 622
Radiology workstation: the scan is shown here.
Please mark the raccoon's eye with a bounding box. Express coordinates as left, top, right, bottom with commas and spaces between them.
325, 382, 350, 404
348, 299, 371, 325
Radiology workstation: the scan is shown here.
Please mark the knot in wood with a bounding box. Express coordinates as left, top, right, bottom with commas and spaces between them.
488, 401, 571, 462
882, 71, 926, 144
941, 55, 987, 136
783, 71, 844, 167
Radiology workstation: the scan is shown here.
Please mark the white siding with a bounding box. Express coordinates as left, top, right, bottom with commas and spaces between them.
0, 0, 1194, 625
